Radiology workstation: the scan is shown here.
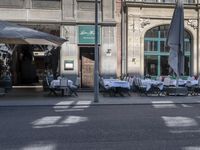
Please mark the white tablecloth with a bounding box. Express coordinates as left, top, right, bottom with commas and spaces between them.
190, 80, 198, 85
50, 79, 73, 88
167, 79, 198, 86
103, 79, 130, 89
141, 79, 163, 91
170, 79, 186, 86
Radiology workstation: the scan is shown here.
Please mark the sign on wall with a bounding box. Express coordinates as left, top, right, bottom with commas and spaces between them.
64, 60, 74, 70
78, 25, 101, 44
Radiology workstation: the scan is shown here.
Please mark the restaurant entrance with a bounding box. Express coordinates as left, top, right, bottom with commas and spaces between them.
80, 47, 95, 88
11, 45, 46, 86
10, 24, 61, 86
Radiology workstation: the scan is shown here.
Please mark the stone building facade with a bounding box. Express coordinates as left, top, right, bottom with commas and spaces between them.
123, 0, 199, 77
0, 0, 121, 88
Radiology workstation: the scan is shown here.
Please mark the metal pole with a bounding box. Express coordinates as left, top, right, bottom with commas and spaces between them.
94, 0, 99, 102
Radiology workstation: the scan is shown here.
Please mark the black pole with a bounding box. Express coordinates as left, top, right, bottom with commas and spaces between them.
94, 0, 99, 102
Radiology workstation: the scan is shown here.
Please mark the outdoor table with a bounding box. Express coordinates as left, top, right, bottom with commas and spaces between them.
187, 80, 198, 86
103, 79, 130, 89
166, 86, 188, 96
165, 79, 198, 87
170, 79, 186, 86
50, 79, 73, 96
141, 79, 163, 91
50, 80, 73, 88
102, 79, 130, 96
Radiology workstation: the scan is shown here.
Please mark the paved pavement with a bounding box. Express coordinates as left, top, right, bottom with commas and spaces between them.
0, 88, 200, 106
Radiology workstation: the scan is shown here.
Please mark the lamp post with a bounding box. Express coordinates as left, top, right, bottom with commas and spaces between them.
94, 0, 99, 102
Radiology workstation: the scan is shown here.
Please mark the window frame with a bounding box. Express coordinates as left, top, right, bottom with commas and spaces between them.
144, 25, 192, 76
32, 0, 61, 10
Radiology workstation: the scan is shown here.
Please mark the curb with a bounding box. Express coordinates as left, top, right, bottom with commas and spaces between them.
0, 101, 200, 107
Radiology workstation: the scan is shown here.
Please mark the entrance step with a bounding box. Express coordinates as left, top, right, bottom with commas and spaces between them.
78, 88, 93, 92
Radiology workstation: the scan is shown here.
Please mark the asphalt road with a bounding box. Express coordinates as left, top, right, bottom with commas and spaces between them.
0, 103, 200, 150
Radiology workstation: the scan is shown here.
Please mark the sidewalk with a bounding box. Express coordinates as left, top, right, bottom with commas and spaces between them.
0, 88, 200, 107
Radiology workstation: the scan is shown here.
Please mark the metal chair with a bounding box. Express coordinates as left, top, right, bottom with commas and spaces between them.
46, 76, 60, 96
68, 77, 80, 96
60, 78, 68, 96
191, 77, 200, 95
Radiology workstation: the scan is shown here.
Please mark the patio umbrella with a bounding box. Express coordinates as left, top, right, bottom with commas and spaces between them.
0, 20, 66, 46
166, 0, 184, 77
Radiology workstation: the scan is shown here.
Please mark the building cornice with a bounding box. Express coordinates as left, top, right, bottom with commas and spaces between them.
124, 2, 197, 9
2, 20, 117, 26
76, 21, 117, 26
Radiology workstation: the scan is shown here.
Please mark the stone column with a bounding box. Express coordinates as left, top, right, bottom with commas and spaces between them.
127, 14, 143, 76
198, 10, 200, 75
60, 25, 78, 80
24, 0, 31, 9
100, 26, 117, 77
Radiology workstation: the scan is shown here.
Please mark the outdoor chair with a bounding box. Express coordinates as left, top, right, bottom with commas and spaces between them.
135, 78, 165, 96
59, 78, 68, 96
45, 76, 61, 96
0, 88, 5, 96
191, 77, 200, 95
116, 87, 131, 96
99, 77, 105, 92
128, 77, 135, 92
0, 79, 12, 93
185, 81, 195, 96
163, 77, 172, 95
67, 77, 80, 96
163, 77, 171, 87
0, 72, 12, 93
135, 78, 148, 96
99, 78, 105, 90
99, 78, 116, 96
148, 84, 166, 96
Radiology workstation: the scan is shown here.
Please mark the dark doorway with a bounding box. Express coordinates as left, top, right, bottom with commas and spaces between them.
11, 45, 59, 86
33, 53, 46, 85
12, 45, 39, 85
80, 47, 94, 88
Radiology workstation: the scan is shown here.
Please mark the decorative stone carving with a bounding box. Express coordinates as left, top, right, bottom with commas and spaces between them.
63, 26, 70, 36
129, 22, 136, 32
140, 18, 150, 28
63, 26, 71, 41
187, 19, 198, 29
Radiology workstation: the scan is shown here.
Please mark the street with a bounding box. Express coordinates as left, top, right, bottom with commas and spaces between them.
0, 102, 200, 150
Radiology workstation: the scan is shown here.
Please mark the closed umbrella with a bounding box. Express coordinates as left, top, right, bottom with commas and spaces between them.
166, 0, 184, 77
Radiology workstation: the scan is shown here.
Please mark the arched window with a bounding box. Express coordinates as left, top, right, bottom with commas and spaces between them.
144, 25, 191, 76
